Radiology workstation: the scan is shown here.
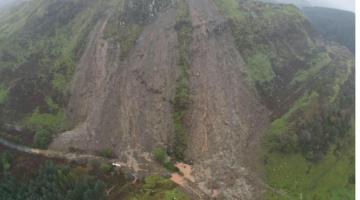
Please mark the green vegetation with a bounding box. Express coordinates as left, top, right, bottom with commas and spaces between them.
172, 0, 192, 161
99, 162, 114, 173
329, 59, 353, 102
213, 1, 354, 199
266, 121, 355, 200
247, 53, 275, 83
153, 146, 167, 163
214, 0, 245, 21
52, 73, 67, 93
264, 80, 354, 199
0, 0, 111, 146
0, 151, 11, 172
265, 92, 319, 153
0, 85, 8, 104
25, 108, 65, 148
127, 175, 189, 200
99, 148, 114, 158
152, 146, 177, 172
0, 147, 189, 200
215, 0, 314, 89
291, 52, 331, 85
0, 162, 107, 200
25, 109, 64, 132
25, 97, 65, 148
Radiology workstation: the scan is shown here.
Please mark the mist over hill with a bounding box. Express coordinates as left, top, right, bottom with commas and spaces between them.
261, 0, 355, 12
309, 0, 354, 12
303, 7, 355, 53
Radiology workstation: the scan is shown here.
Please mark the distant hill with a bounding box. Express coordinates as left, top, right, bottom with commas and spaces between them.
257, 2, 355, 53
260, 0, 311, 8
302, 7, 355, 53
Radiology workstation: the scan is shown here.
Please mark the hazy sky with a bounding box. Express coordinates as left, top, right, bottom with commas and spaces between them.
0, 0, 356, 12
308, 0, 355, 12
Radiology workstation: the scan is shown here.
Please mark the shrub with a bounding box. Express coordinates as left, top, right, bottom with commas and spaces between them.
99, 148, 114, 158
153, 147, 167, 163
0, 151, 11, 172
33, 128, 52, 149
26, 108, 65, 148
99, 163, 113, 173
133, 175, 189, 200
152, 147, 178, 172
247, 53, 275, 83
143, 175, 175, 190
0, 85, 8, 105
0, 162, 107, 200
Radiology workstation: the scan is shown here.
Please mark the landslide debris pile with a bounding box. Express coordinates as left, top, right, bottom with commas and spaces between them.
0, 0, 354, 199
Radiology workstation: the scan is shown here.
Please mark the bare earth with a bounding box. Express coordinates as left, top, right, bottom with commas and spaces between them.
51, 7, 179, 173
51, 1, 270, 199
186, 0, 269, 199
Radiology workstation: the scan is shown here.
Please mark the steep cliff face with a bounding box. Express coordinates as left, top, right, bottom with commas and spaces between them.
0, 0, 354, 199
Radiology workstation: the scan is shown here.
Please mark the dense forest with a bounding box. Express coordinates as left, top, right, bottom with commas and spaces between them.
0, 147, 189, 200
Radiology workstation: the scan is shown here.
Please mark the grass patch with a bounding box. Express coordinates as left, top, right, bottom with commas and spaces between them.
25, 108, 65, 148
214, 0, 315, 90
99, 148, 114, 158
152, 147, 178, 172
128, 175, 189, 200
0, 151, 12, 172
265, 94, 354, 199
329, 59, 353, 102
265, 143, 354, 200
214, 0, 245, 21
265, 92, 320, 153
247, 53, 275, 83
25, 108, 64, 132
0, 0, 108, 138
99, 162, 114, 173
291, 52, 331, 85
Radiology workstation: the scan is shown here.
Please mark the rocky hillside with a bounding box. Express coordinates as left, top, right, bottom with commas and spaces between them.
0, 0, 354, 199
